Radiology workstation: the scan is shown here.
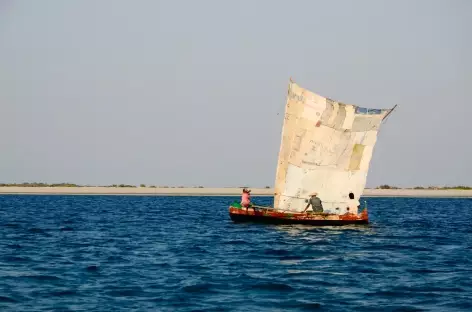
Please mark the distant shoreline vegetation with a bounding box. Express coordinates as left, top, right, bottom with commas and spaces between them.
0, 183, 269, 189
0, 183, 471, 190
375, 184, 472, 190
0, 183, 195, 188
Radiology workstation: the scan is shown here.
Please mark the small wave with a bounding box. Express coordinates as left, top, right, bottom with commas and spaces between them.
27, 228, 51, 236
374, 290, 407, 297
28, 227, 45, 233
60, 226, 74, 231
104, 287, 144, 297
405, 268, 445, 274
222, 240, 248, 245
107, 255, 125, 261
281, 300, 323, 310
50, 290, 76, 297
374, 305, 425, 312
279, 255, 303, 261
448, 301, 472, 309
3, 223, 20, 228
357, 267, 378, 273
0, 296, 18, 303
85, 265, 99, 272
189, 246, 208, 253
249, 282, 294, 292
286, 276, 336, 287
153, 262, 171, 268
365, 244, 433, 252
297, 302, 322, 310
3, 256, 29, 262
23, 275, 62, 282
404, 286, 466, 293
263, 249, 290, 256
181, 283, 216, 293
287, 269, 348, 276
375, 285, 466, 298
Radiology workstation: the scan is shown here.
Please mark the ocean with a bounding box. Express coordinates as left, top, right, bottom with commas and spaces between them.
0, 195, 471, 311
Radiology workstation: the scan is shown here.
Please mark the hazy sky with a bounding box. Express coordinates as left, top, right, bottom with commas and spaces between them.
1, 0, 471, 187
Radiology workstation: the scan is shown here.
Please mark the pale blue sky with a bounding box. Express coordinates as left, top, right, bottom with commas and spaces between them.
1, 0, 471, 187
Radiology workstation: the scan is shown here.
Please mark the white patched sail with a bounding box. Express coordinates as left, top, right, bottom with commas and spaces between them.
274, 80, 393, 214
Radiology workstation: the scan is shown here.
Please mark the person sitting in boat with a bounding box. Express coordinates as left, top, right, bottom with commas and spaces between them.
303, 192, 323, 213
346, 192, 360, 214
241, 188, 252, 209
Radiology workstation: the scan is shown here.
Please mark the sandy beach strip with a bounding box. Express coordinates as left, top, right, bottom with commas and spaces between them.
0, 187, 472, 198
0, 187, 272, 196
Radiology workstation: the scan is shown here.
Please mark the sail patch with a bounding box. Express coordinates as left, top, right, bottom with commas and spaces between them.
348, 144, 365, 171
351, 115, 383, 132
332, 104, 347, 129
320, 99, 335, 125
355, 107, 383, 115
341, 105, 356, 129
302, 93, 326, 122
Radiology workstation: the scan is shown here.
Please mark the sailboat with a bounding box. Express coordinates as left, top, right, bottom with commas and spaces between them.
229, 79, 395, 225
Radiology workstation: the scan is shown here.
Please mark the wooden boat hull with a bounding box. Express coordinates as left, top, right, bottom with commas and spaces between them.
229, 206, 368, 226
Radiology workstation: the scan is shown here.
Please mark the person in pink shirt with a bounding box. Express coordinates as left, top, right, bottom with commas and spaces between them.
241, 188, 252, 209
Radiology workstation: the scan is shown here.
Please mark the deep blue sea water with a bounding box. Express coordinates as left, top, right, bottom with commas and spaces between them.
0, 195, 471, 311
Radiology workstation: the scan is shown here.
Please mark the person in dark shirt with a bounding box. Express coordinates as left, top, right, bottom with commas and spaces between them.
346, 192, 360, 214
303, 192, 323, 213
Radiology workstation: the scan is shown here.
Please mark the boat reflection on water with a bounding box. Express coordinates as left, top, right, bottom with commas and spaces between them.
272, 224, 378, 270
272, 223, 374, 238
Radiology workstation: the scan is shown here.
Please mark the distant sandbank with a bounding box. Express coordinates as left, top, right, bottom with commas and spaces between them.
1, 187, 472, 198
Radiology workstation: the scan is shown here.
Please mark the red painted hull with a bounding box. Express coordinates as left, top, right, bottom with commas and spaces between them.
229, 206, 369, 226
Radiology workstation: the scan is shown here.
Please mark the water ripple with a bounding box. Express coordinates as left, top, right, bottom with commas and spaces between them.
0, 195, 471, 311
